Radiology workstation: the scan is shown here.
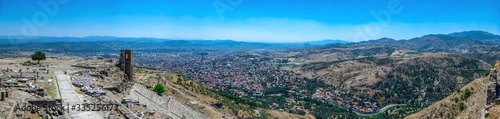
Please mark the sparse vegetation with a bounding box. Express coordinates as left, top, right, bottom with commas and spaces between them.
451, 97, 458, 103
484, 70, 491, 77
171, 75, 256, 117
458, 102, 466, 112
460, 88, 471, 100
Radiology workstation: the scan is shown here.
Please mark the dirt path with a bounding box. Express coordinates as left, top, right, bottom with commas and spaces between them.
56, 70, 103, 119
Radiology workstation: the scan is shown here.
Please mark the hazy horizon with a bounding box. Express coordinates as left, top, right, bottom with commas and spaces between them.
0, 29, 497, 44
0, 0, 499, 42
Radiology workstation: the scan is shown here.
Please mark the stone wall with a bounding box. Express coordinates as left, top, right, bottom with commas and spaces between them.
484, 62, 500, 118
129, 83, 207, 119
130, 84, 170, 114
487, 69, 498, 106
168, 98, 205, 119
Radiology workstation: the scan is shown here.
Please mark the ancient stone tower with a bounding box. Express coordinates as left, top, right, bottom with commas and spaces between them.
120, 50, 133, 81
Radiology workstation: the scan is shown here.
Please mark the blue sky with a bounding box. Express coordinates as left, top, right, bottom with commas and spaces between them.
0, 0, 498, 42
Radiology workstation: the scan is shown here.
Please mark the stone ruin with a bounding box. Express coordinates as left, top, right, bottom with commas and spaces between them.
70, 76, 94, 87
70, 75, 109, 97
0, 88, 9, 101
484, 61, 500, 118
0, 68, 48, 97
128, 83, 207, 119
69, 60, 132, 94
80, 86, 106, 97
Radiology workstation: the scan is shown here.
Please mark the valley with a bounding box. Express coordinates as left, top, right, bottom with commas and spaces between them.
0, 30, 498, 118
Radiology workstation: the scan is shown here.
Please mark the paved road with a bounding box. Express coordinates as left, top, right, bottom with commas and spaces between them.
355, 104, 406, 116
56, 71, 102, 119
324, 97, 406, 116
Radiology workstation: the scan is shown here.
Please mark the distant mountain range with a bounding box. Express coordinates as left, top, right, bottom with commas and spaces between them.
0, 30, 497, 46
446, 30, 500, 44
0, 35, 351, 45
326, 34, 488, 53
302, 39, 352, 45
0, 36, 169, 44
0, 40, 279, 53
1, 30, 498, 62
315, 31, 500, 64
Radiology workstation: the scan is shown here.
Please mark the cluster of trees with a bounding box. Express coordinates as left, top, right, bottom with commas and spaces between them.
210, 90, 266, 108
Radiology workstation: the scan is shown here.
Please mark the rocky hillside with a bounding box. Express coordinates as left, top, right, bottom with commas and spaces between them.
406, 61, 500, 119
405, 76, 488, 119
290, 53, 490, 106
132, 67, 314, 119
278, 46, 422, 64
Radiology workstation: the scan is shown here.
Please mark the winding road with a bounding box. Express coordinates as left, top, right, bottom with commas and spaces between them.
354, 104, 406, 116
324, 98, 405, 116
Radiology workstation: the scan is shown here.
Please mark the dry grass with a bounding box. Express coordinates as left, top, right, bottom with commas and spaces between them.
134, 67, 318, 119
405, 76, 488, 119
133, 68, 228, 119
406, 61, 499, 119
265, 109, 316, 119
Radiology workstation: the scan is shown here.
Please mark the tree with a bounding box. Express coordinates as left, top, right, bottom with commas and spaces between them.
153, 83, 166, 93
31, 51, 46, 64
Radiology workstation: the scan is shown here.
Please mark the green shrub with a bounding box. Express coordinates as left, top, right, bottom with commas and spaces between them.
153, 83, 166, 93
484, 70, 490, 77
451, 97, 458, 102
461, 89, 472, 100
458, 102, 466, 111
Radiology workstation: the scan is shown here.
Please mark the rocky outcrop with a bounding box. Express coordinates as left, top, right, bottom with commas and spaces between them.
484, 62, 500, 118
406, 61, 499, 119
